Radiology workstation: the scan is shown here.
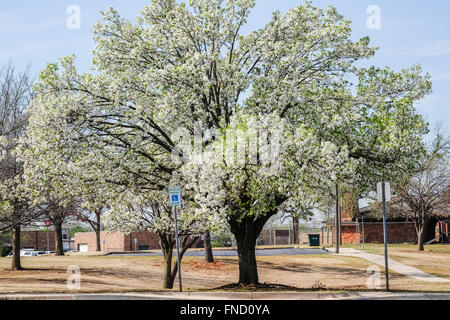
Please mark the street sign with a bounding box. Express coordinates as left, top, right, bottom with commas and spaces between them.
44, 219, 52, 227
169, 186, 182, 206
377, 182, 391, 202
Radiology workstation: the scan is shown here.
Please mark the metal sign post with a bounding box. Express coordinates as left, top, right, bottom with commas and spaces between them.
44, 219, 52, 252
335, 184, 339, 254
377, 182, 390, 292
169, 186, 183, 292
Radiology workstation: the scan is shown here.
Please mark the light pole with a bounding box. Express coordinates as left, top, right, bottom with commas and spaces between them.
335, 184, 339, 254
381, 182, 390, 291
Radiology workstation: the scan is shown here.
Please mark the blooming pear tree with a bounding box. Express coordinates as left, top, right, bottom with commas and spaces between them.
24, 0, 431, 286
103, 189, 208, 288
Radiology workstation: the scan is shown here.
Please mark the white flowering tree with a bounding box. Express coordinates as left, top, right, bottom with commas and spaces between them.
24, 0, 431, 285
103, 190, 206, 288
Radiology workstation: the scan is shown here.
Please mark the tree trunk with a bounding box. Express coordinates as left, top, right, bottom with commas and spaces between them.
230, 214, 273, 286
95, 229, 101, 252
95, 211, 101, 252
160, 237, 175, 289
12, 224, 22, 270
236, 232, 258, 285
204, 231, 214, 263
292, 216, 299, 244
54, 222, 64, 256
417, 228, 424, 251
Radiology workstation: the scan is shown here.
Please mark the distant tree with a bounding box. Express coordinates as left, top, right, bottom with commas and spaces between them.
69, 225, 91, 238
389, 130, 450, 251
41, 198, 79, 256
0, 63, 39, 270
72, 202, 104, 251
0, 231, 12, 256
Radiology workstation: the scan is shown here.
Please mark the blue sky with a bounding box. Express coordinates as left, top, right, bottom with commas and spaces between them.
1, 1, 449, 131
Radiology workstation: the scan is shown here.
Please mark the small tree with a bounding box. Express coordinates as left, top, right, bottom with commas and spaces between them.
389, 131, 450, 251
73, 202, 104, 252
42, 198, 78, 256
103, 192, 206, 289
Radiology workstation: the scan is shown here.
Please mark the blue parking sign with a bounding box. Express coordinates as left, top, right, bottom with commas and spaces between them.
169, 186, 182, 206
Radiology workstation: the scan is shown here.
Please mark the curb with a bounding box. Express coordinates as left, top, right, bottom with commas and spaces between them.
1, 291, 449, 300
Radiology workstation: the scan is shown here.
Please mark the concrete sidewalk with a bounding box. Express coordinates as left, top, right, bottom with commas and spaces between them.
1, 291, 449, 300
330, 248, 450, 283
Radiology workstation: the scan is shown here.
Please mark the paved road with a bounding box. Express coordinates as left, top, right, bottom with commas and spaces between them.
109, 248, 328, 257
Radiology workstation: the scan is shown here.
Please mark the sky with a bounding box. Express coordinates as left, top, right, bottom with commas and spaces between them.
1, 0, 449, 131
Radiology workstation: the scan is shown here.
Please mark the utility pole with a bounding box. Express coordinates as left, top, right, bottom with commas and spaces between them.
381, 182, 390, 292
335, 184, 339, 254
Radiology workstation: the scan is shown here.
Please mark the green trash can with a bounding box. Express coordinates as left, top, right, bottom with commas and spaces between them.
308, 234, 320, 247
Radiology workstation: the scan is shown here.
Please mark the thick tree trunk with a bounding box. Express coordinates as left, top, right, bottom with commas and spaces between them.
230, 214, 273, 286
54, 222, 64, 256
204, 231, 214, 263
292, 216, 299, 244
95, 229, 101, 252
236, 232, 258, 285
12, 224, 22, 270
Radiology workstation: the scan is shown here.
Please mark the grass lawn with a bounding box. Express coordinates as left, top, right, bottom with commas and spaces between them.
1, 249, 450, 294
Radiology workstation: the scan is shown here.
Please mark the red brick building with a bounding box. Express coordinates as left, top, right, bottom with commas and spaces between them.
74, 231, 203, 252
21, 231, 56, 251
20, 231, 75, 251
335, 221, 417, 244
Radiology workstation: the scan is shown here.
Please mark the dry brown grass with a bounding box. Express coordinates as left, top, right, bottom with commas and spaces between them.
0, 250, 449, 294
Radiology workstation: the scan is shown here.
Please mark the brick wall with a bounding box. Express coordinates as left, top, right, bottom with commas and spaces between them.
74, 231, 126, 252
124, 231, 161, 251
258, 229, 331, 245
21, 231, 56, 251
333, 222, 417, 244
74, 231, 203, 252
